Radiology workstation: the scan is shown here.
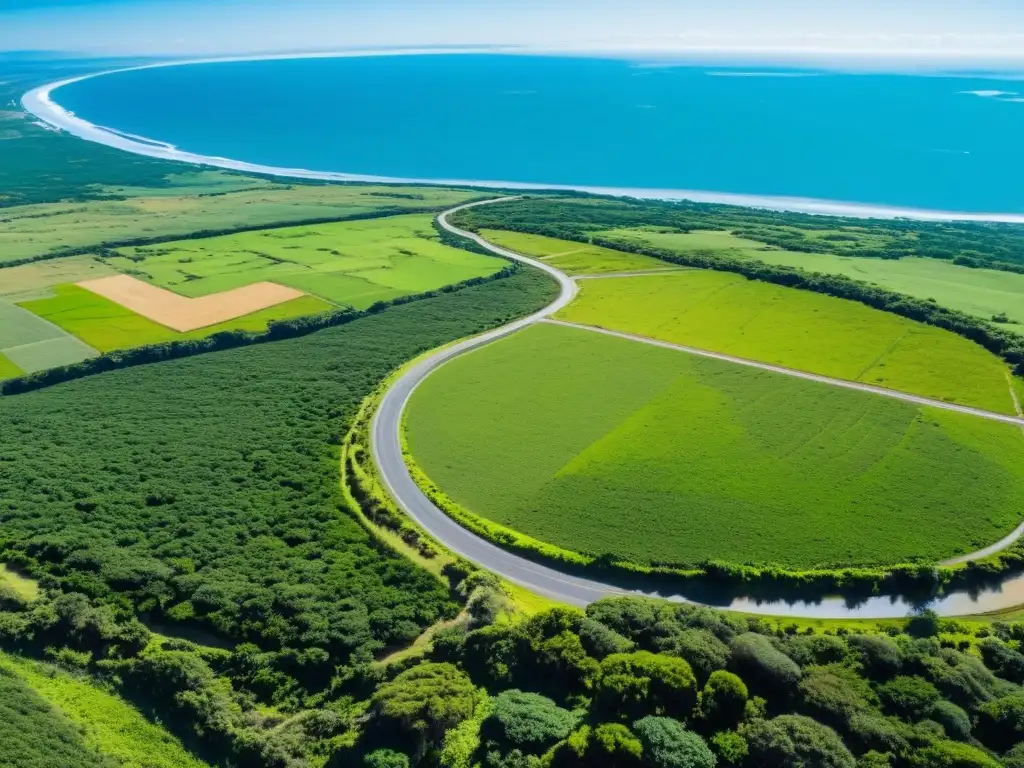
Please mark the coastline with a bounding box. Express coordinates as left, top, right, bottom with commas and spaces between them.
21, 50, 1024, 224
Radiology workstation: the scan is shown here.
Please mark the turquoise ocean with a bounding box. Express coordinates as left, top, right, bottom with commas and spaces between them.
52, 54, 1024, 213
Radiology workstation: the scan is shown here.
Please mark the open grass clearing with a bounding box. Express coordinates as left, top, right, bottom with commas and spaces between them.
603, 226, 1024, 331
479, 229, 671, 274
20, 284, 333, 353
0, 652, 209, 768
105, 214, 504, 308
0, 255, 118, 302
406, 322, 1024, 570
0, 564, 38, 601
0, 178, 480, 264
557, 270, 1019, 415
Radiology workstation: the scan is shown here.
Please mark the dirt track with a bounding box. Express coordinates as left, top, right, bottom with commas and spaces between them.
78, 275, 303, 332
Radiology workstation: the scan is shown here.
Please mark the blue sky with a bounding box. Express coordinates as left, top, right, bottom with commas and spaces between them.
3, 0, 1024, 61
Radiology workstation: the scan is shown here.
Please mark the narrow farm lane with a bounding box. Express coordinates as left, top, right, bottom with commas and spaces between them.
370, 198, 1024, 612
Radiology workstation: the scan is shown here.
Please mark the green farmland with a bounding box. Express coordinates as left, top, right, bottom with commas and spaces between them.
479, 229, 672, 274
558, 270, 1019, 415
0, 172, 480, 264
0, 299, 97, 373
104, 214, 504, 307
406, 322, 1024, 570
21, 284, 334, 353
602, 226, 1024, 330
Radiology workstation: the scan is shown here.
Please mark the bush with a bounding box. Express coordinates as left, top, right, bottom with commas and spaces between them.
877, 676, 941, 721
372, 663, 478, 756
597, 652, 698, 722
906, 610, 941, 638
588, 723, 644, 767
929, 701, 972, 742
671, 630, 730, 685
364, 749, 411, 768
847, 635, 902, 680
1004, 743, 1024, 768
798, 665, 877, 728
633, 716, 716, 768
978, 638, 1024, 684
918, 649, 1002, 711
974, 695, 1024, 752
857, 752, 892, 768
742, 715, 855, 768
578, 618, 634, 660
785, 635, 850, 667
698, 671, 748, 732
481, 690, 576, 755
709, 731, 747, 767
908, 740, 1002, 768
729, 634, 801, 697
845, 713, 911, 756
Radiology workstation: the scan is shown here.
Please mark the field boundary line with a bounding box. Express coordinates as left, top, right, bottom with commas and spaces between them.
1, 336, 98, 356
542, 318, 1024, 429
573, 268, 691, 280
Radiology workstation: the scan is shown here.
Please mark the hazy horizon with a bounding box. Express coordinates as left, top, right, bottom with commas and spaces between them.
4, 0, 1024, 69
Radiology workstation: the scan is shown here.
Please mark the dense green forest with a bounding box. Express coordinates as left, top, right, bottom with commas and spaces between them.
457, 194, 1024, 272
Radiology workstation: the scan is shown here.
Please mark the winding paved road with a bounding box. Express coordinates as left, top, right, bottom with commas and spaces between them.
370, 198, 1024, 609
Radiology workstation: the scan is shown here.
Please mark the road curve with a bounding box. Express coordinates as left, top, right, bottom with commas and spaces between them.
370, 199, 1024, 609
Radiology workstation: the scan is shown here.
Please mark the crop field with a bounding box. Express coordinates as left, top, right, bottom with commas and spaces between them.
0, 172, 481, 264
104, 214, 504, 307
602, 226, 1024, 330
479, 229, 672, 274
0, 299, 97, 373
405, 322, 1024, 569
558, 270, 1019, 415
0, 653, 208, 768
20, 284, 333, 353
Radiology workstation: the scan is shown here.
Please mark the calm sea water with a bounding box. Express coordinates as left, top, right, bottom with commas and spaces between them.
53, 54, 1024, 213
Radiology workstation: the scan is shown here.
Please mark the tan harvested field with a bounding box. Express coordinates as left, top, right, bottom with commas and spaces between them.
78, 275, 305, 332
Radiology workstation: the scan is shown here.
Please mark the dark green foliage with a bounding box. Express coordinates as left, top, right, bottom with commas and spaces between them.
929, 700, 972, 742
907, 740, 1002, 768
633, 716, 716, 768
0, 271, 553, 677
845, 712, 912, 756
876, 676, 940, 721
364, 750, 411, 768
798, 664, 879, 729
596, 651, 698, 722
857, 752, 892, 768
481, 690, 576, 755
371, 663, 478, 757
906, 610, 942, 639
978, 637, 1024, 684
847, 635, 902, 680
785, 635, 850, 667
974, 694, 1024, 752
916, 649, 1003, 711
728, 633, 801, 698
1004, 743, 1024, 768
668, 630, 730, 685
742, 715, 855, 768
0, 666, 115, 768
578, 617, 634, 660
698, 671, 748, 732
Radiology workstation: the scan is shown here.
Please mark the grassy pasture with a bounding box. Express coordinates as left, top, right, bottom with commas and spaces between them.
558, 270, 1018, 415
0, 255, 118, 302
0, 177, 480, 264
0, 564, 38, 601
479, 229, 672, 274
21, 284, 334, 353
0, 653, 208, 768
106, 215, 503, 308
2, 335, 98, 373
603, 227, 1024, 330
405, 322, 1024, 570
0, 352, 23, 380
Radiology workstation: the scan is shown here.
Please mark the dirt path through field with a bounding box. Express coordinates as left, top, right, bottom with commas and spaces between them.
78, 275, 304, 332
